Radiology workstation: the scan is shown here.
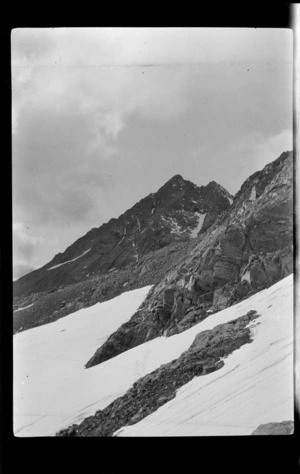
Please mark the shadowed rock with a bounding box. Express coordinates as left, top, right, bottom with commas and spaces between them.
14, 175, 233, 333
58, 310, 260, 437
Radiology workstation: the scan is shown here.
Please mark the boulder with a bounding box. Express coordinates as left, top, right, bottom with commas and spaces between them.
251, 420, 294, 435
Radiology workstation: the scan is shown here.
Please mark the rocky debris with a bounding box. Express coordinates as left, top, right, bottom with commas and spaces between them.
85, 152, 293, 368
57, 310, 260, 437
14, 175, 232, 299
251, 420, 294, 435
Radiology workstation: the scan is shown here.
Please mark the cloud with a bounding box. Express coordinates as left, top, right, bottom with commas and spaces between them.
11, 28, 293, 278
255, 129, 293, 167
13, 262, 37, 281
12, 30, 197, 239
13, 222, 59, 279
13, 104, 108, 226
220, 129, 293, 195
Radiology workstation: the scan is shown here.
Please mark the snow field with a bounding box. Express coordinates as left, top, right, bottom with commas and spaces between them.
14, 275, 293, 437
14, 286, 152, 436
115, 274, 294, 436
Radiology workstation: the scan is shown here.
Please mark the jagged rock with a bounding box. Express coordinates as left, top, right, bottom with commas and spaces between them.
85, 151, 293, 368
251, 420, 294, 435
13, 174, 233, 333
57, 310, 260, 437
235, 280, 252, 299
14, 175, 232, 299
213, 284, 232, 311
13, 151, 293, 357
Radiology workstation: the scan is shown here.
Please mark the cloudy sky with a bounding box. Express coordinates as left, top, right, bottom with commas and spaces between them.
12, 27, 293, 280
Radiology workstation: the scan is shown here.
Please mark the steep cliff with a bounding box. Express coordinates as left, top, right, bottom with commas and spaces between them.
86, 151, 293, 368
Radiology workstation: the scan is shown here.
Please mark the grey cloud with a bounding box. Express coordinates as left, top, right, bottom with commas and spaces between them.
11, 29, 55, 62
12, 28, 293, 277
13, 100, 113, 229
13, 262, 37, 281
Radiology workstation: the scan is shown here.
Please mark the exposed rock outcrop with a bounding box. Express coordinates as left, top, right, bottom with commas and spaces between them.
86, 151, 293, 368
251, 420, 294, 435
13, 175, 232, 332
14, 175, 232, 298
58, 310, 260, 437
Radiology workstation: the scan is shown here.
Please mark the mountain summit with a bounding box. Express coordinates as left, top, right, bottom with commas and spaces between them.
13, 151, 294, 439
13, 174, 233, 332
85, 151, 293, 368
13, 152, 293, 342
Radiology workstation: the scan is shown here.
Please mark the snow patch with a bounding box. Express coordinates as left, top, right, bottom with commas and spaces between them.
241, 270, 251, 283
131, 239, 139, 262
190, 212, 206, 238
161, 216, 185, 235
249, 186, 256, 201
169, 218, 184, 235
14, 303, 34, 313
47, 249, 91, 271
13, 286, 152, 437
187, 275, 194, 291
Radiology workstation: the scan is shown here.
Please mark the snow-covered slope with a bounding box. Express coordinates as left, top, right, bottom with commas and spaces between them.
13, 286, 152, 436
115, 274, 294, 436
14, 275, 293, 437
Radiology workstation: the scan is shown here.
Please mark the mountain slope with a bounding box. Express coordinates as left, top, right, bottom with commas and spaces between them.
86, 151, 293, 368
13, 175, 232, 333
14, 174, 232, 298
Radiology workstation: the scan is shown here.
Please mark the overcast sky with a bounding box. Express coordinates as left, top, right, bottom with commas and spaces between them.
12, 27, 293, 280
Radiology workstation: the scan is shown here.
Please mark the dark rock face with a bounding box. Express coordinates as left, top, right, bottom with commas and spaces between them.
58, 310, 260, 437
86, 151, 293, 368
13, 151, 293, 344
13, 175, 232, 332
14, 175, 232, 299
251, 420, 294, 435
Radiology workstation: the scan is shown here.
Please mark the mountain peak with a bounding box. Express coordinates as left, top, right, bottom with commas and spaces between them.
206, 180, 233, 200
170, 174, 184, 182
207, 180, 224, 190
156, 174, 189, 195
162, 174, 186, 186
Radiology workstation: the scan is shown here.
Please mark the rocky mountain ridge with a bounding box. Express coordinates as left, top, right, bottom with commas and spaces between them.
13, 174, 232, 332
86, 151, 293, 368
13, 151, 293, 342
